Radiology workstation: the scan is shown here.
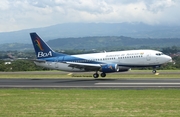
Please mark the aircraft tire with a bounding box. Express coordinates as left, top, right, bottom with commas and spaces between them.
101, 73, 106, 77
152, 70, 156, 74
93, 73, 99, 78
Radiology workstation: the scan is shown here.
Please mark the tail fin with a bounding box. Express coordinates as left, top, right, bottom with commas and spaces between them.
30, 32, 66, 59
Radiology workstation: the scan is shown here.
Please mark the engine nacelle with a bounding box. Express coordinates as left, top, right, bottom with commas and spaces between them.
100, 64, 120, 73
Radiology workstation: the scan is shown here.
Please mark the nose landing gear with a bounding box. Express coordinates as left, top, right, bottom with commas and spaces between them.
152, 66, 160, 74
152, 69, 157, 74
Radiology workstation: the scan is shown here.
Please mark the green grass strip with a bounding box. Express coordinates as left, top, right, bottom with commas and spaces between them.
0, 89, 180, 117
0, 70, 180, 79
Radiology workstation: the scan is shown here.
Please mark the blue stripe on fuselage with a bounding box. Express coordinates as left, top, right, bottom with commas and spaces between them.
40, 55, 104, 64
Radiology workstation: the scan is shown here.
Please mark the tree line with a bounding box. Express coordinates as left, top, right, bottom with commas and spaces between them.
0, 46, 180, 71
0, 57, 179, 72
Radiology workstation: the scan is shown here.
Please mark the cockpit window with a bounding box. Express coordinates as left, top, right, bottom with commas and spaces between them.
156, 53, 164, 56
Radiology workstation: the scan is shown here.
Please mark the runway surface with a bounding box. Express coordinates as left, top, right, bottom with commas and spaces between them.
0, 78, 180, 89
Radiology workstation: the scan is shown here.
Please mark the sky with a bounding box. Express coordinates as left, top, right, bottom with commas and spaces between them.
0, 0, 180, 32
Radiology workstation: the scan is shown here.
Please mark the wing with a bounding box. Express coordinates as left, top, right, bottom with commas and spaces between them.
64, 61, 101, 71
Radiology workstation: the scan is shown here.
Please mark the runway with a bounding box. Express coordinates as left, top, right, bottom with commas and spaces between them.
0, 78, 180, 89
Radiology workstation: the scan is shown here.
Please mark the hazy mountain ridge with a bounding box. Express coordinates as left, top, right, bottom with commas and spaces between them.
1, 36, 180, 51
0, 43, 33, 51
47, 36, 180, 50
0, 22, 180, 44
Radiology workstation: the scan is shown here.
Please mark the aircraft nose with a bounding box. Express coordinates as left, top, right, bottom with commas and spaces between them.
166, 55, 172, 62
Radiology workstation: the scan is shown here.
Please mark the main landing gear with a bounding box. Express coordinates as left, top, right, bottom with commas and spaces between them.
93, 72, 106, 78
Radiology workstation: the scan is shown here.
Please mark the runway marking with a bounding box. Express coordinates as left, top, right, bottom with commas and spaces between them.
95, 83, 180, 85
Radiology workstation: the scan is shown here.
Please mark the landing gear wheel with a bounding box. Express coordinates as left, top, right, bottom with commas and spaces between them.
152, 70, 156, 74
101, 73, 106, 77
93, 73, 99, 78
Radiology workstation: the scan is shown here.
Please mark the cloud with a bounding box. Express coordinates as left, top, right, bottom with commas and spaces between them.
0, 0, 179, 32
0, 1, 10, 10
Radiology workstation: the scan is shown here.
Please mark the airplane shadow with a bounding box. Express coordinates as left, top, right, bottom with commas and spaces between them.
54, 78, 117, 83
30, 78, 129, 84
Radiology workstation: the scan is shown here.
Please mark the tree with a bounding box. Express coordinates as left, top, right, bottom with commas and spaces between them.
11, 60, 43, 71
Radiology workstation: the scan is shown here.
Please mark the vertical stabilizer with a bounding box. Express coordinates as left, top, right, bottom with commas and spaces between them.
30, 32, 66, 59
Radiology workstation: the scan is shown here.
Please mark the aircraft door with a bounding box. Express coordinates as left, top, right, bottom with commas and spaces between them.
55, 58, 58, 68
54, 57, 62, 68
156, 55, 158, 62
55, 56, 64, 68
146, 53, 151, 61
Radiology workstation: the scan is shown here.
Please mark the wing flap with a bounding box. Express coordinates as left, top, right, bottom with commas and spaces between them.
64, 62, 101, 71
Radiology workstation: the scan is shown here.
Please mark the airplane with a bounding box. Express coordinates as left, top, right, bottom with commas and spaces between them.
30, 32, 172, 78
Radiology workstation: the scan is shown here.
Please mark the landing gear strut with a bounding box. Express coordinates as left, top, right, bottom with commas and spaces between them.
152, 66, 160, 74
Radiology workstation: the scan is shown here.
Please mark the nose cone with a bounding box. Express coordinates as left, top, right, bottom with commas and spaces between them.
166, 55, 172, 63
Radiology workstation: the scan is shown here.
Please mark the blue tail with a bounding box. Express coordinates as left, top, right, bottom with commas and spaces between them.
30, 32, 66, 59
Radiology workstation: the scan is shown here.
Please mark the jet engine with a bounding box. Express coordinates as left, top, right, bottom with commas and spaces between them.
100, 64, 120, 73
100, 64, 131, 73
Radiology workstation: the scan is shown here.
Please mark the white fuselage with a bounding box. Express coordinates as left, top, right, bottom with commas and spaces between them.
34, 50, 172, 72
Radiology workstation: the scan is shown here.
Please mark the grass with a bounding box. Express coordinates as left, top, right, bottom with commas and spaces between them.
0, 89, 180, 117
0, 70, 179, 116
0, 70, 180, 79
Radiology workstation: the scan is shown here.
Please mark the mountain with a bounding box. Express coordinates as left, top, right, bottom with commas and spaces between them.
0, 22, 180, 44
47, 36, 180, 50
1, 36, 180, 51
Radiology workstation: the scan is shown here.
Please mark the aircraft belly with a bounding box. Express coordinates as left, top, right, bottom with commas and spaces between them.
34, 61, 86, 72
56, 62, 86, 72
